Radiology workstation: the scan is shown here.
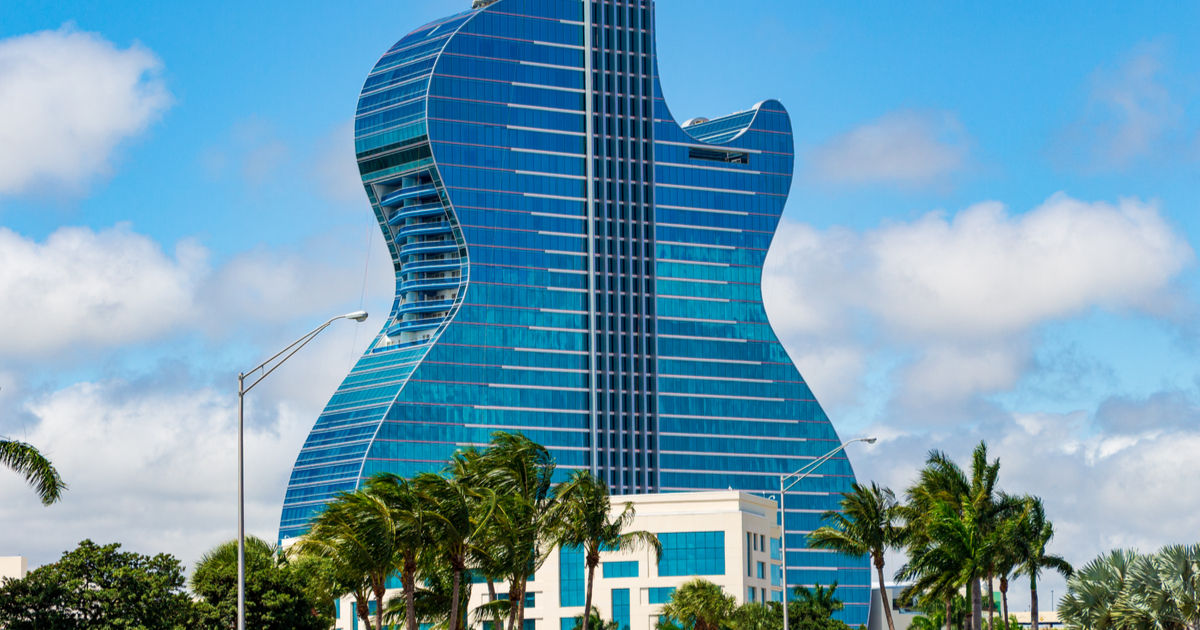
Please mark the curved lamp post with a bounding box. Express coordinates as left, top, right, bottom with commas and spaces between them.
236, 310, 367, 630
779, 436, 877, 630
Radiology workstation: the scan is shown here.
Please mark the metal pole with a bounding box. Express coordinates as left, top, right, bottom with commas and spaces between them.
780, 476, 789, 630
238, 373, 246, 630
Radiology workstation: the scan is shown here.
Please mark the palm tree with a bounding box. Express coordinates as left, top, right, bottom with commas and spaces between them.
568, 606, 621, 630
551, 470, 663, 630
660, 578, 738, 630
808, 482, 902, 630
415, 470, 497, 630
791, 582, 845, 620
1011, 498, 1071, 630
365, 473, 429, 630
1, 438, 66, 505
473, 432, 557, 630
291, 498, 377, 629
902, 443, 1010, 630
1059, 549, 1139, 630
898, 500, 994, 630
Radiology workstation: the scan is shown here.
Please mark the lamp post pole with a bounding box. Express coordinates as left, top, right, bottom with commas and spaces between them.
236, 310, 368, 630
779, 437, 876, 630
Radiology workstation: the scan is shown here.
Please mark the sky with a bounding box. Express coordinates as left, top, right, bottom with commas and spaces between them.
1, 0, 1199, 610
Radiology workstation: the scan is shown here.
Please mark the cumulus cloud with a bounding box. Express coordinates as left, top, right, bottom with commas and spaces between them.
764, 192, 1193, 417
0, 25, 171, 196
807, 110, 971, 186
0, 223, 392, 358
851, 389, 1200, 608
1053, 44, 1188, 172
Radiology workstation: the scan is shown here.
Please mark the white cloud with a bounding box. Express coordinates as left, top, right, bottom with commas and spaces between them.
850, 390, 1200, 609
807, 110, 970, 186
0, 25, 171, 196
1054, 44, 1190, 172
0, 222, 393, 358
311, 120, 367, 204
764, 192, 1193, 416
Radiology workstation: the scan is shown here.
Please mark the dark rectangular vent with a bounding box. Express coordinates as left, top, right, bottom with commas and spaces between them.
688, 147, 749, 164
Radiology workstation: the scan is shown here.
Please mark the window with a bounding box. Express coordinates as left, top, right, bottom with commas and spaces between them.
613, 589, 630, 630
562, 619, 576, 630
498, 592, 536, 608
658, 531, 725, 576
770, 537, 781, 561
647, 587, 676, 605
603, 561, 638, 579
746, 532, 753, 576
561, 545, 584, 606
748, 586, 756, 602
757, 562, 765, 580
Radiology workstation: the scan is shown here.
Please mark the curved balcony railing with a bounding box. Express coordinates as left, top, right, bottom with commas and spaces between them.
399, 276, 463, 293
397, 220, 453, 238
387, 201, 446, 225
399, 240, 459, 256
386, 314, 447, 336
397, 298, 455, 315
379, 183, 437, 208
402, 257, 462, 274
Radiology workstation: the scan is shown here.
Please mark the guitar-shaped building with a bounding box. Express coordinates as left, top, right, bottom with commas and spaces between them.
281, 0, 868, 621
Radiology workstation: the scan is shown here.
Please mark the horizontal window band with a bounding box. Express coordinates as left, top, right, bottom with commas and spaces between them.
464, 423, 589, 433
528, 326, 588, 333
512, 81, 585, 93
658, 374, 773, 383
658, 258, 729, 267
658, 316, 737, 324
659, 432, 806, 442
538, 230, 587, 238
658, 294, 730, 303
507, 103, 585, 114
658, 355, 761, 365
659, 161, 762, 175
513, 347, 588, 355
659, 413, 799, 424
656, 204, 754, 217
657, 335, 745, 343
657, 139, 762, 154
473, 405, 588, 414
525, 192, 586, 200
507, 124, 585, 136
657, 183, 756, 196
657, 222, 743, 233
515, 170, 586, 180
546, 249, 587, 256
512, 147, 585, 157
656, 277, 727, 284
659, 392, 784, 402
657, 240, 737, 251
538, 308, 588, 314
501, 365, 588, 373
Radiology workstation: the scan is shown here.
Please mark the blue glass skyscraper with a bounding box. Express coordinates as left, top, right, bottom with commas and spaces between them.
281, 0, 868, 622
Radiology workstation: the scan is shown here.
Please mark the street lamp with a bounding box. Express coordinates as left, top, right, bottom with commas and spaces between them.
778, 436, 876, 630
236, 310, 367, 630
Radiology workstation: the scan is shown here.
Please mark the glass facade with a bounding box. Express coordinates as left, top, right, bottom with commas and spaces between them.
280, 0, 867, 623
658, 531, 724, 577
560, 545, 585, 607
612, 589, 630, 630
603, 560, 639, 578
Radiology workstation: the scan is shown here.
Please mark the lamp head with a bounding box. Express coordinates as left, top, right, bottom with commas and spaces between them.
864, 437, 878, 444
343, 310, 369, 322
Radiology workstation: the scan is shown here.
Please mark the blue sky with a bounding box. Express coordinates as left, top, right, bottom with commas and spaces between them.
1, 0, 1198, 606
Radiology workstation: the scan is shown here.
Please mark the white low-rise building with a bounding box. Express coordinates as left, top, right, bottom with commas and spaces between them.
0, 556, 28, 583
334, 491, 784, 630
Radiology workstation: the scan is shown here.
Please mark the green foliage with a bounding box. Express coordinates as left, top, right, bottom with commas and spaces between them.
0, 438, 67, 505
566, 606, 621, 630
659, 578, 739, 630
733, 602, 782, 630
189, 536, 330, 630
0, 539, 194, 629
1060, 544, 1200, 630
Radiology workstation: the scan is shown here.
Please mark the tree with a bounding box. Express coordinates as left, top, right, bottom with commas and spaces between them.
415, 470, 497, 630
190, 536, 330, 630
659, 578, 738, 630
552, 470, 664, 630
733, 602, 782, 630
898, 500, 994, 630
367, 473, 431, 630
1010, 498, 1072, 630
0, 438, 66, 505
0, 540, 195, 629
1059, 549, 1140, 630
808, 482, 902, 630
290, 496, 379, 630
568, 606, 622, 630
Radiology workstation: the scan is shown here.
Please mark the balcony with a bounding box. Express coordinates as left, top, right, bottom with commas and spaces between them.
397, 220, 453, 238
397, 298, 455, 315
400, 275, 463, 293
387, 201, 446, 225
399, 239, 459, 256
402, 257, 462, 274
379, 183, 437, 208
386, 314, 447, 336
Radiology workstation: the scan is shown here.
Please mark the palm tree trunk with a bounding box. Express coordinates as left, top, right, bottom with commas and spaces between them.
375, 577, 387, 630
972, 578, 983, 630
945, 596, 953, 630
507, 581, 524, 630
517, 578, 528, 629
582, 555, 598, 630
874, 554, 897, 630
999, 577, 1009, 630
406, 553, 419, 630
987, 575, 995, 630
358, 596, 373, 630
487, 578, 503, 630
449, 565, 463, 630
1030, 575, 1038, 630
